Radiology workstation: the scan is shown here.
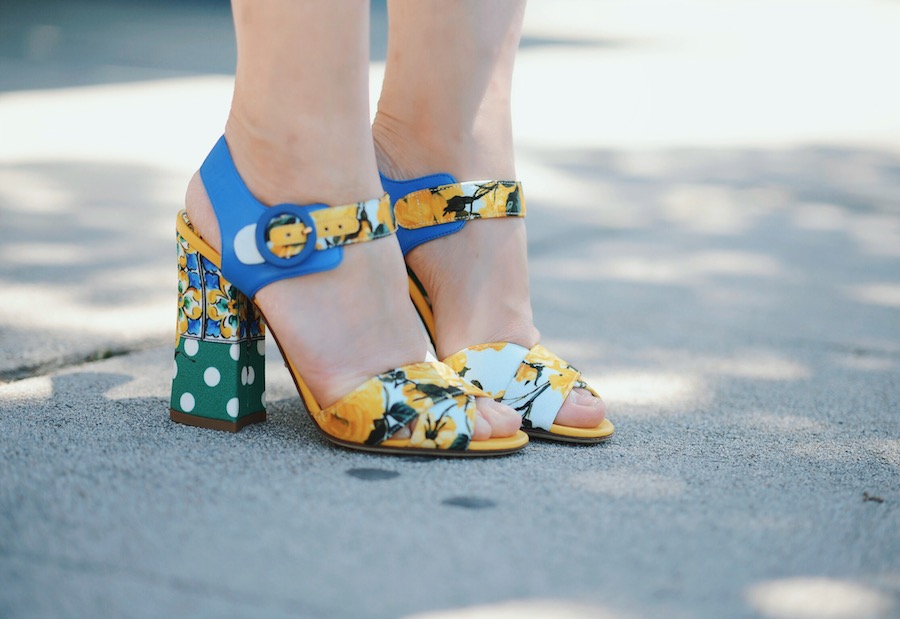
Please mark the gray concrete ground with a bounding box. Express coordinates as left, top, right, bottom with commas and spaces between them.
1, 1, 899, 618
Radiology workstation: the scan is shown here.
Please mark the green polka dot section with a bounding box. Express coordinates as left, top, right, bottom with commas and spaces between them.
170, 336, 266, 423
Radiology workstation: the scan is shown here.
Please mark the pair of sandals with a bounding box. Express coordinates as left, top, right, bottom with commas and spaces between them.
169, 137, 615, 456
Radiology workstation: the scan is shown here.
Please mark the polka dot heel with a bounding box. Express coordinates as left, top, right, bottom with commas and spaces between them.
169, 229, 267, 432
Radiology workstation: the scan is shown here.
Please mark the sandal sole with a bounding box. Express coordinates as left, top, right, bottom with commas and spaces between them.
170, 409, 267, 433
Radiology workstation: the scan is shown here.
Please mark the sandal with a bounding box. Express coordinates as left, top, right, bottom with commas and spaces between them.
380, 173, 615, 444
168, 137, 528, 456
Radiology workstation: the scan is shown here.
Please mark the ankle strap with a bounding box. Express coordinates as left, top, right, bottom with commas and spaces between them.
393, 180, 525, 230
199, 136, 395, 298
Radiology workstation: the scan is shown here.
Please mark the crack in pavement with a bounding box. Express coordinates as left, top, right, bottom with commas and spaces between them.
0, 340, 164, 386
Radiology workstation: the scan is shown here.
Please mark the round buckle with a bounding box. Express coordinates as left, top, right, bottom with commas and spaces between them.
256, 204, 318, 267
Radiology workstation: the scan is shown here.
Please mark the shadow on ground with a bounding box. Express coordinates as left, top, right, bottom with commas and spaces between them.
1, 142, 898, 617
2, 0, 898, 616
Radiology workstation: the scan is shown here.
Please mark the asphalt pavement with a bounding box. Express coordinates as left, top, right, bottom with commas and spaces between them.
1, 1, 898, 618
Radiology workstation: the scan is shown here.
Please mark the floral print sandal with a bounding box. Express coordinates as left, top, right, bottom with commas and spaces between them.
168, 137, 528, 456
381, 173, 615, 444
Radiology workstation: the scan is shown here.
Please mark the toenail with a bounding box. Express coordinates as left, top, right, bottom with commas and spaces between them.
574, 390, 604, 408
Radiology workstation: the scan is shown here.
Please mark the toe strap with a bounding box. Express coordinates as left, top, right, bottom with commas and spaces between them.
445, 343, 593, 432
312, 362, 483, 451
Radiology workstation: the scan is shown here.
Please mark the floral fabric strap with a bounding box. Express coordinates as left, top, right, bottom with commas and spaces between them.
312, 361, 486, 451
393, 180, 525, 230
444, 343, 597, 432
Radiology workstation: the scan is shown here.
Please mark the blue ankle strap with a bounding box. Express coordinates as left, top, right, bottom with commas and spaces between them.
380, 172, 465, 256
199, 136, 342, 298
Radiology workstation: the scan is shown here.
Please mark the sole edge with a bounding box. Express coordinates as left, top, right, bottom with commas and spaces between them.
170, 409, 267, 433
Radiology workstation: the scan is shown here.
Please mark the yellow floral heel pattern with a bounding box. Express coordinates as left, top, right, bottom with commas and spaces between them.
393, 181, 524, 230
444, 343, 614, 443
312, 361, 483, 452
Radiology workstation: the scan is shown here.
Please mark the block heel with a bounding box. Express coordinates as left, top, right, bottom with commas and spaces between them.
169, 224, 267, 432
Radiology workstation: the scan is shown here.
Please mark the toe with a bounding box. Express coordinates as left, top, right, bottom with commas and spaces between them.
392, 424, 412, 439
553, 388, 607, 428
472, 408, 492, 441
475, 397, 521, 438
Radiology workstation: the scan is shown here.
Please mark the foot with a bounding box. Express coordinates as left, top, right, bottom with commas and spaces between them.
373, 126, 607, 429
184, 171, 520, 441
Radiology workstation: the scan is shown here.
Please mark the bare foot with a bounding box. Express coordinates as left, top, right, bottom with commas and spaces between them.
373, 127, 606, 429
184, 172, 520, 440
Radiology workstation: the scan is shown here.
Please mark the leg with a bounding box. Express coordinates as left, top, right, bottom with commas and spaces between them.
185, 0, 519, 438
373, 0, 606, 427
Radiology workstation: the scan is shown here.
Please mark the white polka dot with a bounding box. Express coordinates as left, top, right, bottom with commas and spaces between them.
180, 392, 195, 412
241, 366, 248, 385
260, 390, 266, 407
226, 398, 239, 418
173, 359, 178, 379
183, 339, 199, 356
257, 339, 265, 356
230, 344, 240, 361
247, 366, 255, 385
203, 367, 221, 387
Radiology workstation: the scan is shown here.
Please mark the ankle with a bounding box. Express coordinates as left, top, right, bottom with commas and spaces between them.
223, 110, 383, 207
372, 111, 516, 182
405, 217, 540, 359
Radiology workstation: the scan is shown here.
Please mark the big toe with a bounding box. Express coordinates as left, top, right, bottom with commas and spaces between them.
472, 397, 521, 440
553, 388, 607, 428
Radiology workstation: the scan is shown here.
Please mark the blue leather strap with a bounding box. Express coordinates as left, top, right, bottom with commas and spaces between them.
380, 172, 465, 256
199, 136, 342, 298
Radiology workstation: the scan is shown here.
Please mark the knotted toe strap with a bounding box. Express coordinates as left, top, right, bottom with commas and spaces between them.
444, 343, 598, 432
393, 180, 525, 229
312, 362, 485, 451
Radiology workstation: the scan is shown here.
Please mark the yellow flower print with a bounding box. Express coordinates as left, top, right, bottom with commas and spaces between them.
317, 377, 384, 444
357, 218, 373, 239
468, 342, 508, 353
401, 362, 477, 411
548, 367, 578, 393
376, 196, 394, 232
180, 289, 202, 319
402, 362, 445, 384
408, 186, 460, 226
474, 183, 508, 219
515, 363, 539, 384
402, 382, 433, 413
177, 268, 189, 297
492, 181, 524, 216
395, 185, 466, 228
409, 410, 459, 449
430, 361, 466, 387
206, 289, 239, 339
444, 352, 467, 375
526, 345, 571, 373
395, 181, 523, 229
